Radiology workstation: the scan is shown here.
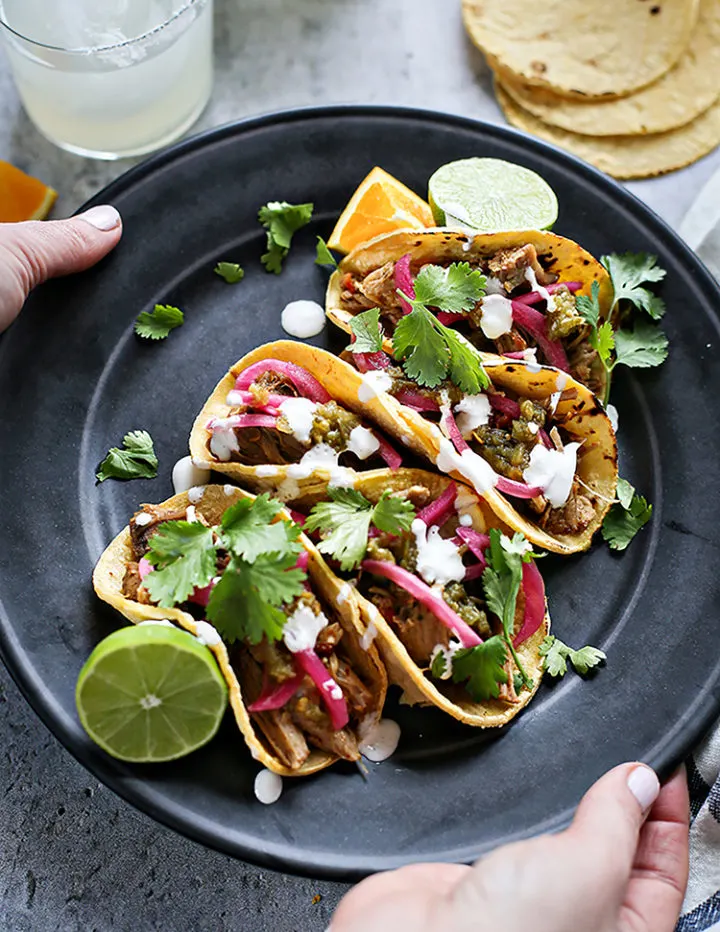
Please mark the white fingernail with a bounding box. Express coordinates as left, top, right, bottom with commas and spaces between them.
77, 204, 121, 231
627, 765, 660, 810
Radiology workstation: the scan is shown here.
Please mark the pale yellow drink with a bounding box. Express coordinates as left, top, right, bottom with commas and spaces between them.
0, 0, 213, 159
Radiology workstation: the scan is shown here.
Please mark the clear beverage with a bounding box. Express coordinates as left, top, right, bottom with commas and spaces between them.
0, 0, 213, 159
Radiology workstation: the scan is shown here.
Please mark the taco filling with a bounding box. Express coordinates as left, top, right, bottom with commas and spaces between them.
200, 357, 402, 474
338, 243, 601, 392
301, 479, 547, 706
341, 349, 596, 538
121, 494, 380, 772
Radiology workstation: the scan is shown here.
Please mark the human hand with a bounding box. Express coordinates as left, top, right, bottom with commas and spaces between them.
331, 763, 689, 932
0, 205, 123, 334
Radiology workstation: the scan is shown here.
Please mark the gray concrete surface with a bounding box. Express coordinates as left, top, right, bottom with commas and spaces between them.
1, 1, 719, 930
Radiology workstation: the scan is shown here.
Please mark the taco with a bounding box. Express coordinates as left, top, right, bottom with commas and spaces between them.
189, 342, 431, 500
287, 469, 549, 727
325, 228, 614, 395
92, 484, 387, 777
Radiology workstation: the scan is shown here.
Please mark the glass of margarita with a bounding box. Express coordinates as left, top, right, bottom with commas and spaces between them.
0, 0, 213, 159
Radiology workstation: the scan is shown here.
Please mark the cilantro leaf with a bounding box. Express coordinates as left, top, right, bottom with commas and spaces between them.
96, 430, 158, 482
540, 635, 606, 677
258, 201, 313, 274
143, 521, 217, 608
444, 328, 490, 393
451, 637, 508, 701
394, 301, 449, 388
305, 488, 416, 570
206, 552, 305, 644
371, 491, 416, 534
616, 477, 635, 510
214, 262, 245, 284
602, 483, 653, 551
218, 494, 301, 562
602, 252, 666, 320
576, 281, 601, 329
431, 650, 447, 679
315, 236, 338, 268
613, 320, 669, 369
305, 488, 374, 571
413, 262, 486, 314
394, 294, 488, 392
134, 304, 184, 340
594, 321, 615, 365
482, 528, 533, 690
346, 307, 384, 354
570, 645, 608, 675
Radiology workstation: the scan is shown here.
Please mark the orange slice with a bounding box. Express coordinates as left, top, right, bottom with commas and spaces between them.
327, 166, 434, 254
0, 160, 57, 222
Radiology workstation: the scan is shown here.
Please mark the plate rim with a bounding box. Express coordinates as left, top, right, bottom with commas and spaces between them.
2, 103, 720, 881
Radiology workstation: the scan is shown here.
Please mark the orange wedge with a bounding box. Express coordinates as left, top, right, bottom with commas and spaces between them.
0, 160, 57, 222
327, 166, 434, 254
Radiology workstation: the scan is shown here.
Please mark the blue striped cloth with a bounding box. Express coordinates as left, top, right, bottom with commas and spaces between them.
676, 177, 720, 932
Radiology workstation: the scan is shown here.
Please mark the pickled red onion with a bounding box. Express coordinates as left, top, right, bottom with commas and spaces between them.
393, 389, 439, 412
207, 414, 279, 431
354, 351, 391, 372
234, 359, 331, 403
511, 303, 570, 372
437, 311, 466, 326
489, 394, 521, 418
376, 434, 403, 470
394, 254, 415, 314
416, 482, 457, 527
294, 649, 349, 730
361, 560, 482, 648
248, 671, 306, 712
496, 476, 543, 499
514, 562, 546, 646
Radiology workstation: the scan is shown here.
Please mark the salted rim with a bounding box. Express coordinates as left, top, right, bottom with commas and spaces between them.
0, 0, 205, 55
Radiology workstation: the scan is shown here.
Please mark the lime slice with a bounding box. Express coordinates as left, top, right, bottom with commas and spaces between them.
428, 158, 558, 233
76, 624, 228, 763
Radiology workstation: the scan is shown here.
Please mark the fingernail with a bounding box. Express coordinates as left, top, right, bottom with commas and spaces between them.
77, 205, 121, 231
627, 764, 660, 810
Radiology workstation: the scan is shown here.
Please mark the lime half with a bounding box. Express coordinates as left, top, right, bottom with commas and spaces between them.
428, 158, 558, 233
76, 624, 228, 763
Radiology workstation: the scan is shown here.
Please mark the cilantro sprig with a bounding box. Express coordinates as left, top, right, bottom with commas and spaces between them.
141, 494, 305, 644
539, 636, 606, 677
214, 262, 245, 284
576, 281, 668, 405
347, 308, 384, 354
305, 488, 415, 571
601, 477, 653, 551
447, 530, 536, 702
258, 201, 313, 274
96, 430, 158, 483
144, 522, 217, 608
395, 297, 489, 393
391, 261, 489, 394
134, 304, 184, 341
602, 252, 666, 320
207, 552, 305, 644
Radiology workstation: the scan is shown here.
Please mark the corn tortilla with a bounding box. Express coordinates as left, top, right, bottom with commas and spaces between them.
496, 0, 720, 137
496, 82, 720, 180
463, 0, 699, 100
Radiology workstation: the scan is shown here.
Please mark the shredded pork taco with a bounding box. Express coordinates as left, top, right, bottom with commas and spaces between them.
189, 346, 414, 500
287, 469, 549, 727
92, 485, 387, 777
326, 228, 614, 395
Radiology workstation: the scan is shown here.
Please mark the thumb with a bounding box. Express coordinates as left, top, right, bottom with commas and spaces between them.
445, 763, 660, 931
0, 204, 122, 297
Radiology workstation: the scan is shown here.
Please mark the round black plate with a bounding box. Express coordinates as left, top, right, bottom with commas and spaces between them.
2, 106, 720, 881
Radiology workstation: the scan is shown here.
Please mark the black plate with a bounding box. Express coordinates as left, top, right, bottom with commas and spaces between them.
2, 106, 720, 881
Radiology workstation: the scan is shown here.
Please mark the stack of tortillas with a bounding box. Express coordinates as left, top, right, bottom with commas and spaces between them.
462, 0, 720, 179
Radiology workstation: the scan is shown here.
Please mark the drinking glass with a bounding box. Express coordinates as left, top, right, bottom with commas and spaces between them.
0, 0, 214, 159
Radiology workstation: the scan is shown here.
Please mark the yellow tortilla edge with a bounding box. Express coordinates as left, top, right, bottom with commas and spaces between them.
91, 484, 387, 777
